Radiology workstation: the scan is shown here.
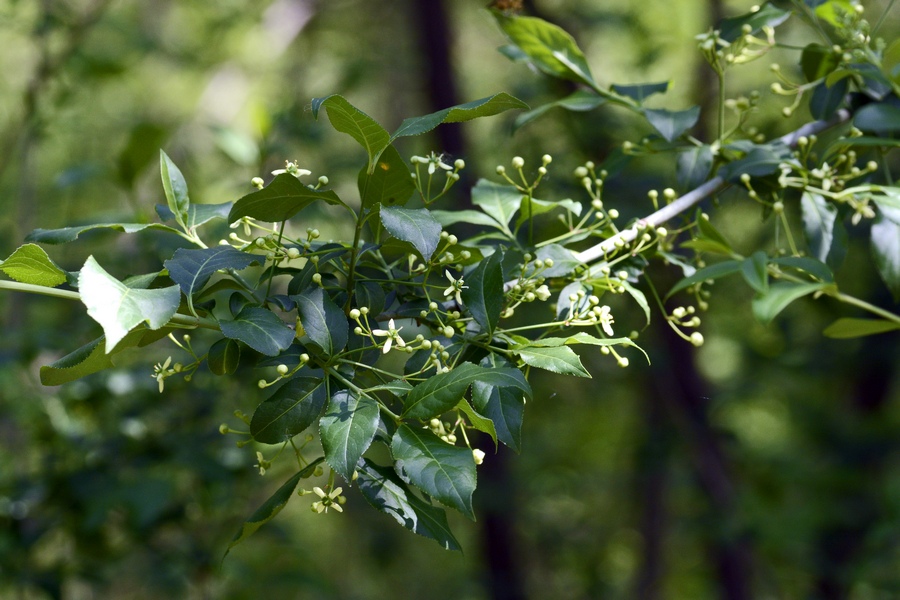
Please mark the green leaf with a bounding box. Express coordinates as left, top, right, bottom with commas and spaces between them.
164, 246, 263, 298
460, 248, 504, 334
697, 214, 734, 251
250, 377, 327, 444
293, 287, 348, 357
751, 282, 828, 325
228, 173, 347, 224
366, 380, 413, 397
208, 338, 240, 375
642, 107, 700, 142
391, 93, 528, 140
801, 43, 840, 81
26, 222, 179, 244
391, 425, 477, 520
431, 209, 506, 230
718, 143, 791, 181
379, 206, 442, 261
719, 3, 791, 42
610, 81, 669, 103
620, 280, 652, 326
220, 306, 295, 357
871, 213, 900, 301
518, 332, 648, 362
356, 458, 461, 551
800, 192, 839, 265
456, 400, 498, 449
160, 150, 190, 224
772, 256, 833, 283
472, 356, 525, 453
513, 89, 605, 130
224, 458, 323, 558
403, 362, 531, 421
155, 202, 233, 230
493, 12, 596, 87
534, 244, 581, 278
823, 318, 900, 338
516, 197, 582, 229
514, 345, 591, 377
471, 179, 522, 230
741, 251, 769, 294
813, 0, 855, 26
809, 77, 848, 120
666, 260, 742, 298
312, 94, 391, 174
359, 143, 415, 210
854, 103, 900, 136
884, 39, 900, 84
78, 256, 181, 352
320, 390, 380, 481
0, 243, 67, 287
677, 145, 714, 192
39, 328, 153, 386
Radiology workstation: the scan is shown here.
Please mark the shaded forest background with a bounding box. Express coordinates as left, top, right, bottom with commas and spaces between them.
1, 0, 900, 598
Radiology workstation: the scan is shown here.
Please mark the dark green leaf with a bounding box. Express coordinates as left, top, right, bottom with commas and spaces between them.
610, 81, 669, 103
871, 213, 900, 301
677, 145, 714, 192
741, 251, 769, 294
854, 103, 900, 136
356, 458, 461, 551
514, 345, 591, 377
642, 107, 700, 142
26, 222, 179, 244
228, 173, 347, 224
165, 246, 262, 298
39, 328, 153, 386
391, 93, 528, 139
359, 143, 415, 209
471, 375, 524, 453
455, 399, 498, 449
0, 243, 67, 287
380, 206, 442, 261
471, 179, 522, 230
801, 43, 840, 81
823, 318, 900, 338
208, 338, 240, 375
809, 77, 848, 120
220, 306, 295, 357
354, 281, 386, 318
79, 256, 181, 352
250, 377, 327, 444
718, 143, 791, 181
160, 150, 190, 223
666, 260, 742, 298
312, 95, 391, 174
320, 390, 380, 480
534, 244, 580, 277
751, 282, 828, 324
155, 202, 233, 229
293, 287, 349, 357
513, 89, 605, 130
460, 248, 504, 334
801, 192, 838, 264
719, 3, 791, 42
492, 12, 596, 87
403, 362, 531, 421
431, 209, 506, 229
391, 425, 477, 520
772, 256, 834, 283
224, 458, 323, 558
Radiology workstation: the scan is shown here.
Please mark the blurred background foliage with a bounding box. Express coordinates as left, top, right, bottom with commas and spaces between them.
1, 0, 900, 598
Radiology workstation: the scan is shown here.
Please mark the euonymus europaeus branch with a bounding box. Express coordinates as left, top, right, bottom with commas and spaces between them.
2, 1, 899, 552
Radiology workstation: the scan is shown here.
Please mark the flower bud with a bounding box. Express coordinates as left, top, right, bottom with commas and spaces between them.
511, 156, 524, 168
473, 449, 486, 465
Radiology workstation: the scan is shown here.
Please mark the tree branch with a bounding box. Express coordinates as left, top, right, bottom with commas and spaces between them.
574, 109, 852, 266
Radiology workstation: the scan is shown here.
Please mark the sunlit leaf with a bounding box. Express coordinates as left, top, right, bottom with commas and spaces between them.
392, 93, 527, 139
0, 243, 68, 287
823, 317, 900, 338
391, 425, 477, 520
312, 94, 391, 174
228, 173, 347, 224
751, 282, 828, 324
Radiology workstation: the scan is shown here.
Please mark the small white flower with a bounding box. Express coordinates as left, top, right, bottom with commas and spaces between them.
271, 160, 311, 178
151, 356, 173, 393
444, 270, 467, 305
473, 449, 486, 465
311, 486, 344, 513
597, 305, 615, 336
535, 285, 551, 301
371, 318, 406, 354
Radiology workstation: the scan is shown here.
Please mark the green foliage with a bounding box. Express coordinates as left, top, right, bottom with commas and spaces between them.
2, 0, 900, 582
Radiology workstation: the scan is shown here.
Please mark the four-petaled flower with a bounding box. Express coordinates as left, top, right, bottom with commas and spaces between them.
151, 356, 173, 393
311, 486, 344, 513
444, 270, 467, 305
271, 160, 311, 178
372, 318, 406, 354
597, 305, 615, 336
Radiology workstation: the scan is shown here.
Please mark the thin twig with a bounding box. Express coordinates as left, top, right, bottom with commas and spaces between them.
574, 109, 852, 267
